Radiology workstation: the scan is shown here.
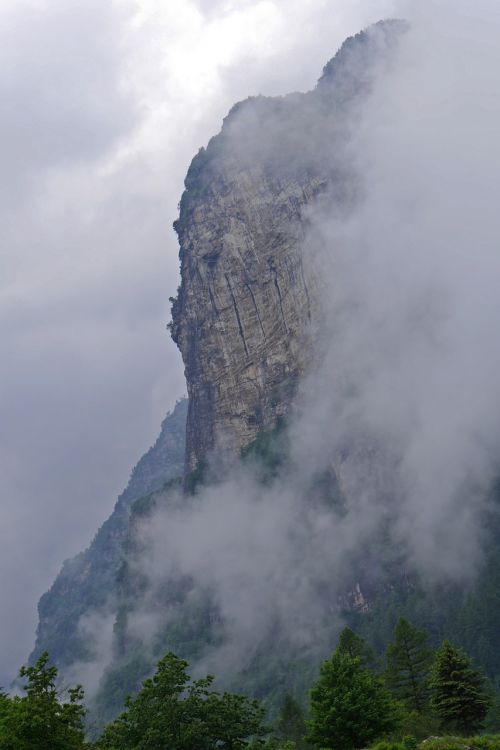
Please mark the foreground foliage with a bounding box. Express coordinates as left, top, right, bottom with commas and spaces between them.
370, 734, 500, 750
306, 650, 402, 750
0, 652, 86, 750
430, 642, 491, 735
2, 618, 499, 749
95, 651, 265, 750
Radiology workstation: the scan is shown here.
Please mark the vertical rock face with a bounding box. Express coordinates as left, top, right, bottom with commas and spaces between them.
172, 163, 325, 471
171, 19, 407, 472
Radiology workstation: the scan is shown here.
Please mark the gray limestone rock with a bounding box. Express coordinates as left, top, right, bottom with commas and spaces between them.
171, 19, 408, 472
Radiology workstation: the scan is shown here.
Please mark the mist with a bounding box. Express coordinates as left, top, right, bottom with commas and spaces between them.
5, 0, 500, 715
1, 0, 396, 687
301, 2, 500, 578
93, 0, 500, 696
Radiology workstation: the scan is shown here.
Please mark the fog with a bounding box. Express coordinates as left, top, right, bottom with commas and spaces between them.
100, 0, 500, 693
5, 0, 500, 710
0, 0, 396, 689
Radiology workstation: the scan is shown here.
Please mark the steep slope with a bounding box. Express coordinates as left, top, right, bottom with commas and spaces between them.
31, 398, 187, 669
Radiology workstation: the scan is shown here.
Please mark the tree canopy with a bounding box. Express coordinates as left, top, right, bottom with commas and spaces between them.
306, 651, 402, 750
337, 626, 375, 670
2, 630, 500, 750
95, 651, 265, 750
0, 652, 86, 750
385, 618, 433, 714
430, 641, 491, 735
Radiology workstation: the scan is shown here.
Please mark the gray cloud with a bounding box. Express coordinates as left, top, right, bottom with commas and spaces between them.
0, 0, 139, 208
0, 0, 181, 685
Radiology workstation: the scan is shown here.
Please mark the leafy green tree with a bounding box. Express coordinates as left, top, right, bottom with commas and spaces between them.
430, 641, 491, 735
0, 652, 86, 750
95, 651, 265, 750
306, 652, 402, 750
385, 618, 433, 714
0, 692, 10, 740
204, 691, 266, 750
337, 627, 375, 669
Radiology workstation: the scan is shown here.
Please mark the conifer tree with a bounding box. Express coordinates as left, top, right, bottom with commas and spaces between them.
306, 653, 402, 750
430, 640, 491, 735
385, 617, 433, 714
276, 694, 308, 749
337, 627, 375, 669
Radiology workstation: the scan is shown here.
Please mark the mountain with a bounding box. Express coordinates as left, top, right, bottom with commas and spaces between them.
26, 18, 415, 719
29, 18, 500, 730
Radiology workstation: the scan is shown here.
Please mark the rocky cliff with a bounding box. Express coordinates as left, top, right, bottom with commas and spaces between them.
171, 162, 323, 473
171, 19, 407, 472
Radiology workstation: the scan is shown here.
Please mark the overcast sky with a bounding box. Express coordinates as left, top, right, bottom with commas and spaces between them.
0, 0, 403, 686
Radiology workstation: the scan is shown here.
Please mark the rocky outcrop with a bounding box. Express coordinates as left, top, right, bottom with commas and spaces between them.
171, 19, 407, 472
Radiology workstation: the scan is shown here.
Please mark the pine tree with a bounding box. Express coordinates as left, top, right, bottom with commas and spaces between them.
430, 640, 491, 735
385, 617, 433, 714
306, 653, 402, 750
276, 694, 308, 749
337, 627, 375, 669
